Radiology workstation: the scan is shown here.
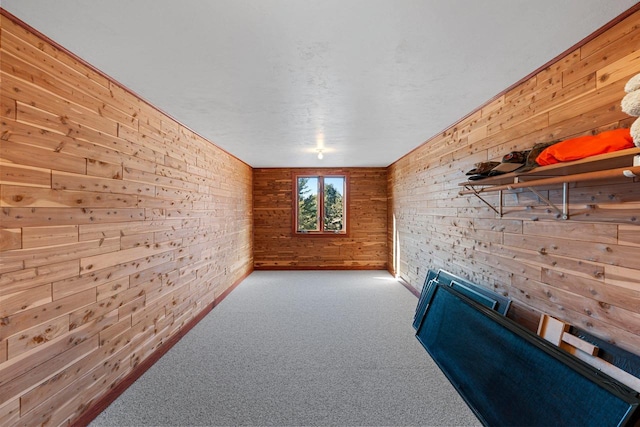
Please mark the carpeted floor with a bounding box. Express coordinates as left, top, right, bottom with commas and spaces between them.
90, 270, 480, 426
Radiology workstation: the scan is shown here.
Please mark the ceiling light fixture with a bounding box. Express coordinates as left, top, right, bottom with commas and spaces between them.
317, 149, 324, 160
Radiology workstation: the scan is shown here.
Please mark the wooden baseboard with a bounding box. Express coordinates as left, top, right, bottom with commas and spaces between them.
397, 276, 420, 298
70, 268, 253, 427
254, 265, 388, 271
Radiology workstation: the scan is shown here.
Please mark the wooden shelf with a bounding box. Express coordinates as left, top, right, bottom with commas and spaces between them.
458, 147, 640, 188
458, 147, 640, 219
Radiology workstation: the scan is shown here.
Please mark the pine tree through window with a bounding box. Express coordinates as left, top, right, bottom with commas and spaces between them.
294, 173, 347, 235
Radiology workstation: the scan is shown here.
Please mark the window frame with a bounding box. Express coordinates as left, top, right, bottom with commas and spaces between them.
292, 170, 350, 237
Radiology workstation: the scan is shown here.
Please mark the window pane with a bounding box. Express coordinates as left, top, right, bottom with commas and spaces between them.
297, 177, 319, 231
323, 176, 345, 232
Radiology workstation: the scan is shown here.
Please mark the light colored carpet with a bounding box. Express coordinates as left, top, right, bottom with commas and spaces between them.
90, 270, 480, 426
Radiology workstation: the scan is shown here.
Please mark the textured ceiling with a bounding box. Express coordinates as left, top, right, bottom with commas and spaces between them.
3, 1, 638, 167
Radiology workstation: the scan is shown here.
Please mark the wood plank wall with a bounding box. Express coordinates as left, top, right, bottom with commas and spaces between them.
0, 12, 253, 426
388, 9, 640, 353
253, 168, 387, 269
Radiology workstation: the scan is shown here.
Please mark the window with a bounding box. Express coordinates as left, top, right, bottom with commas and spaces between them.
294, 172, 348, 235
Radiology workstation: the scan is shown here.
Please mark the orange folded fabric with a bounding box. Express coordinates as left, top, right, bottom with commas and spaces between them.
536, 128, 634, 166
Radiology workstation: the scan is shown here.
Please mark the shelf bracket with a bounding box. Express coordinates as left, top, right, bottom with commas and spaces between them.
562, 182, 569, 220
464, 185, 502, 217
527, 186, 569, 220
464, 183, 570, 220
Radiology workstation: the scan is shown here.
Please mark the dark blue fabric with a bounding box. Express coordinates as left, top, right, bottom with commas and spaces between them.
416, 285, 640, 427
414, 269, 511, 332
